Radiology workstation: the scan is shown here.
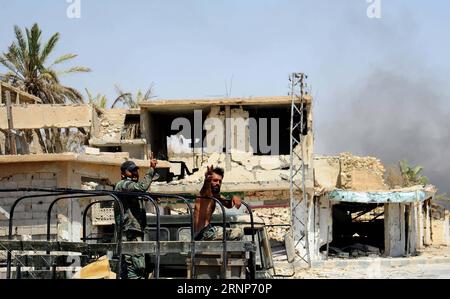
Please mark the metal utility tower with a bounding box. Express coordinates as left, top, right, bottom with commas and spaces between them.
289, 72, 311, 267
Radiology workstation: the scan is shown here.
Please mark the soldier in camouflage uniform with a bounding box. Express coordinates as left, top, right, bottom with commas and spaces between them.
193, 165, 244, 241
115, 157, 158, 279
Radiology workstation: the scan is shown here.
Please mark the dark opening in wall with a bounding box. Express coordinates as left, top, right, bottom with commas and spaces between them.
246, 106, 292, 155
99, 146, 121, 153
148, 109, 209, 160
146, 103, 309, 159
122, 114, 141, 140
323, 203, 385, 258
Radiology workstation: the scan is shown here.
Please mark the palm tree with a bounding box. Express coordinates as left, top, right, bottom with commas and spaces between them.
399, 160, 429, 186
0, 23, 90, 103
85, 88, 108, 108
0, 23, 91, 153
111, 83, 156, 108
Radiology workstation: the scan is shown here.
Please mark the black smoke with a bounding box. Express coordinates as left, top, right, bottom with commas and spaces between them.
318, 67, 450, 195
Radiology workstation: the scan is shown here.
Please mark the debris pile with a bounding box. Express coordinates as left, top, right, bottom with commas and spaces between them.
94, 108, 127, 143
328, 243, 381, 258
179, 152, 292, 185
339, 152, 387, 190
253, 207, 290, 242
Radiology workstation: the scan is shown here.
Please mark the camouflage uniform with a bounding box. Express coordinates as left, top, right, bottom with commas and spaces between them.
195, 196, 244, 241
196, 224, 244, 241
115, 167, 157, 279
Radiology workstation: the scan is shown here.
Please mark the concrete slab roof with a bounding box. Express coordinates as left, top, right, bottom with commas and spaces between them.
327, 185, 437, 203
139, 95, 312, 112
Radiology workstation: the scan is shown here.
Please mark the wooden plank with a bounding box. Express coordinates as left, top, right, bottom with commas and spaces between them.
0, 82, 41, 103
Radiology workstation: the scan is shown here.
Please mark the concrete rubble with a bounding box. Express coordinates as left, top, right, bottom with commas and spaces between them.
254, 207, 290, 242
314, 152, 389, 193
171, 152, 293, 185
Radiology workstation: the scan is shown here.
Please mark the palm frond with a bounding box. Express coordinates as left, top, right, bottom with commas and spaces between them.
57, 66, 91, 75
412, 165, 423, 176
40, 32, 59, 63
111, 92, 132, 108
143, 82, 156, 100
85, 88, 94, 102
51, 53, 77, 66
14, 25, 28, 55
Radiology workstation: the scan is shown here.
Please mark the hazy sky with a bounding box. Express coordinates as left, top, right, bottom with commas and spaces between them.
1, 1, 449, 193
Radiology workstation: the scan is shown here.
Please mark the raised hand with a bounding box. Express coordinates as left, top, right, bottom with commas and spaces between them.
149, 151, 158, 169
205, 164, 214, 181
201, 165, 214, 197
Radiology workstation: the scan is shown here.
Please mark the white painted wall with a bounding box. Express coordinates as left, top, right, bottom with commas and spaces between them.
384, 203, 406, 257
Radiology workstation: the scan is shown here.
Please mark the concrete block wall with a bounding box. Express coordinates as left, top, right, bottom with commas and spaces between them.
0, 172, 63, 239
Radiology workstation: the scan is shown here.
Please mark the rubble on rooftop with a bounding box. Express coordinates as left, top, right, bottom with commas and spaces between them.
314, 152, 389, 193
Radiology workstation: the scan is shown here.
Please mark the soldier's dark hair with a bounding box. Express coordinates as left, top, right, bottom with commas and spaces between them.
212, 167, 224, 178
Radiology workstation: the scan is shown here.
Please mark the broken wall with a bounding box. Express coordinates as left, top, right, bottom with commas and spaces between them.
0, 104, 93, 130
90, 108, 127, 144
314, 153, 388, 192
432, 203, 450, 246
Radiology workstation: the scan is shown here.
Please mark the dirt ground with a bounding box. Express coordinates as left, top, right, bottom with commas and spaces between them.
274, 245, 450, 279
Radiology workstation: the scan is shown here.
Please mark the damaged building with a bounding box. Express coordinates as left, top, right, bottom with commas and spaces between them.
0, 85, 448, 274
312, 154, 438, 259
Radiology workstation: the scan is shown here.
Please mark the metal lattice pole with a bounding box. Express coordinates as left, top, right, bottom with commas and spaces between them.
289, 73, 311, 267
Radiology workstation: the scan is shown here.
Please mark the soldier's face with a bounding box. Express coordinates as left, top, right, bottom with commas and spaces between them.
125, 170, 139, 182
211, 173, 222, 194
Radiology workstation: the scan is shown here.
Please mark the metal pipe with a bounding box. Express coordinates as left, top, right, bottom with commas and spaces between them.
4, 188, 124, 279
139, 194, 160, 279
80, 190, 161, 279
209, 196, 227, 279
7, 191, 67, 279
47, 194, 100, 242
150, 193, 195, 278
82, 200, 114, 242
183, 194, 227, 278
238, 201, 256, 279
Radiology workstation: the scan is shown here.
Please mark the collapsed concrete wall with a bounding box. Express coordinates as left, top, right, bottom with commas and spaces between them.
90, 108, 127, 144
314, 153, 388, 192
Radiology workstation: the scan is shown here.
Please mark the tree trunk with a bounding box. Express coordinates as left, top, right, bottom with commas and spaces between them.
35, 129, 48, 153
